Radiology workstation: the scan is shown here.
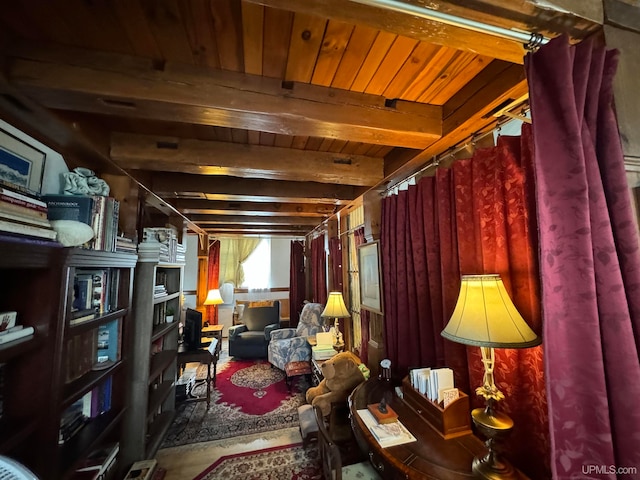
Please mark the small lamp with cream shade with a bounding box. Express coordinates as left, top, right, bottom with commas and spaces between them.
203, 288, 223, 326
441, 274, 541, 480
321, 292, 350, 352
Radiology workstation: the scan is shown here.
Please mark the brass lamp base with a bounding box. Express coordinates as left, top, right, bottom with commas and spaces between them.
333, 342, 345, 353
471, 406, 519, 480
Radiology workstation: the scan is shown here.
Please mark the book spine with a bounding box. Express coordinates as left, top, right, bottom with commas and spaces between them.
0, 199, 47, 218
0, 187, 47, 208
0, 325, 35, 344
92, 196, 106, 250
0, 194, 48, 213
0, 209, 52, 228
44, 195, 94, 224
0, 219, 57, 240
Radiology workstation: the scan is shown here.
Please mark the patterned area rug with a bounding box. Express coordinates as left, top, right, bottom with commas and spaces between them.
162, 355, 309, 447
193, 443, 321, 480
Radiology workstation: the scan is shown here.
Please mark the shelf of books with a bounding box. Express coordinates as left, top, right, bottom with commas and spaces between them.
122, 235, 184, 467
0, 234, 137, 480
55, 249, 137, 480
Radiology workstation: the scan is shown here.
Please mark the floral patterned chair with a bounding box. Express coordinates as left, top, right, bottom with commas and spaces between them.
268, 302, 325, 371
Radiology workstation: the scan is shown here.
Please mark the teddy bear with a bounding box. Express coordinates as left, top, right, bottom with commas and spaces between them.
306, 351, 369, 417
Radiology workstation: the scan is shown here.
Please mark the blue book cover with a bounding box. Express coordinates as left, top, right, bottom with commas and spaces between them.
96, 320, 120, 363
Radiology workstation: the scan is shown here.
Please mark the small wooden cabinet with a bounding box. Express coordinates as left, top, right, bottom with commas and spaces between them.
121, 237, 183, 467
0, 237, 136, 480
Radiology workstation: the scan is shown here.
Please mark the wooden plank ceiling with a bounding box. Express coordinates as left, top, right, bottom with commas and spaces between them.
0, 0, 598, 237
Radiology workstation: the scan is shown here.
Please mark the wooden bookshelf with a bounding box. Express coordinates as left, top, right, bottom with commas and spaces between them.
121, 237, 184, 466
0, 239, 136, 480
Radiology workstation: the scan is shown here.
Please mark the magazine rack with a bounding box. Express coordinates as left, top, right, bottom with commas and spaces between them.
400, 376, 472, 439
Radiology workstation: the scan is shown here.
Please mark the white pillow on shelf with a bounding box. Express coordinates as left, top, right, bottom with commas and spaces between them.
50, 220, 94, 247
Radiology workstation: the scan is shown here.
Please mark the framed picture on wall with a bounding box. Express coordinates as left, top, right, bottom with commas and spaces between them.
358, 241, 383, 314
0, 128, 46, 195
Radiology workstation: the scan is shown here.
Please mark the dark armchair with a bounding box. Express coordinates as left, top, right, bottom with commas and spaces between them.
228, 300, 280, 358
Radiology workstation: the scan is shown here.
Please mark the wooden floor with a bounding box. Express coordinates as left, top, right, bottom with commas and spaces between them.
156, 426, 303, 480
156, 339, 304, 479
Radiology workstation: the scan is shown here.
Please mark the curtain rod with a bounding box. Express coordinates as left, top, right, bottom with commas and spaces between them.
384, 113, 528, 196
351, 0, 548, 50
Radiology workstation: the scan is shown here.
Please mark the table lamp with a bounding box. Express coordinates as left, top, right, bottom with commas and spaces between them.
441, 274, 541, 480
203, 288, 223, 325
321, 291, 350, 352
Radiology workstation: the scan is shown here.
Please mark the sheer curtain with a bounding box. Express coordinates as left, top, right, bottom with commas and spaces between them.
218, 238, 261, 287
380, 127, 548, 478
527, 34, 640, 477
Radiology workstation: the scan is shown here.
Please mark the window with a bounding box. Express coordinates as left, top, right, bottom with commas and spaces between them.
241, 239, 271, 288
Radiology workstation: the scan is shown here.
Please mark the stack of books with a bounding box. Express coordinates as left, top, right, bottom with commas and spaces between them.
143, 226, 181, 263
59, 398, 88, 445
115, 235, 137, 253
72, 442, 119, 480
176, 242, 186, 263
44, 194, 120, 251
0, 186, 57, 241
0, 311, 35, 346
153, 284, 167, 298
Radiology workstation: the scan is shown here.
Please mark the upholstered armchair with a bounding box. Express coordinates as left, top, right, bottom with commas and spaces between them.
228, 300, 281, 358
268, 302, 325, 371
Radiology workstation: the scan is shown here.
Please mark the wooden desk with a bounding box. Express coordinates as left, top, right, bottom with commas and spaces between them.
177, 335, 220, 408
349, 378, 488, 480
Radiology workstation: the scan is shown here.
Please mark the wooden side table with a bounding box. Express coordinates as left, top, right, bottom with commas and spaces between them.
311, 357, 328, 386
177, 344, 214, 408
201, 324, 223, 385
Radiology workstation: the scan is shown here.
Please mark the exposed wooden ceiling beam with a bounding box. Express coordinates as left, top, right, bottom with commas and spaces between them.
172, 199, 335, 217
110, 132, 383, 186
204, 224, 312, 234
384, 61, 527, 184
246, 0, 600, 64
247, 0, 524, 64
7, 42, 442, 149
189, 215, 320, 226
148, 173, 366, 204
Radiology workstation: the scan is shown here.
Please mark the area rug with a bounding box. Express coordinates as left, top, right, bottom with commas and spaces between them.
162, 356, 309, 447
193, 442, 321, 480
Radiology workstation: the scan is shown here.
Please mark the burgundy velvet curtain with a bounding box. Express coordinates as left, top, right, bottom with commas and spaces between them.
289, 240, 305, 327
381, 127, 548, 478
311, 234, 327, 304
206, 240, 220, 325
328, 237, 343, 292
527, 35, 640, 477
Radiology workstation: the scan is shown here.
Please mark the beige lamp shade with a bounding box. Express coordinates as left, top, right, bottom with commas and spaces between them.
442, 274, 541, 348
203, 288, 224, 306
321, 292, 350, 318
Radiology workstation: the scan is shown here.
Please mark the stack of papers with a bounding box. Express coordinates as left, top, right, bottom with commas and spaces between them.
409, 367, 454, 403
357, 409, 417, 448
312, 331, 335, 360
312, 345, 335, 360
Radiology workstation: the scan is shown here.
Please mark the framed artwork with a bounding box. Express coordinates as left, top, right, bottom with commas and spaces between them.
358, 241, 383, 314
0, 129, 46, 194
